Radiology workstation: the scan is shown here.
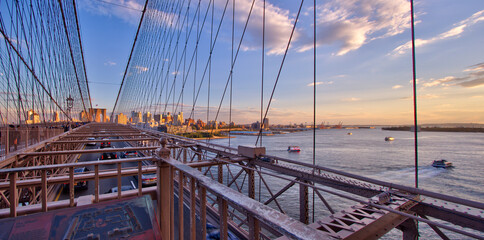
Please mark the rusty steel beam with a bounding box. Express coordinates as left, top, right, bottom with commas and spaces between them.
259, 154, 484, 210
68, 131, 141, 134
62, 134, 154, 138
0, 166, 157, 190
411, 201, 484, 233
0, 186, 158, 218
162, 157, 331, 239
19, 146, 158, 156
49, 138, 157, 144
256, 160, 381, 198
0, 124, 90, 168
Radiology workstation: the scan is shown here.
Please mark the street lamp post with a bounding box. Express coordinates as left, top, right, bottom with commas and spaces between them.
66, 95, 74, 130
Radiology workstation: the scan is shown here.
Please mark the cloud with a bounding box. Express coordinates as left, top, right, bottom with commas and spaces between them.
133, 65, 148, 73
391, 10, 484, 56
79, 0, 143, 25
225, 0, 297, 55
464, 64, 484, 72
400, 94, 439, 100
332, 74, 347, 78
299, 0, 411, 55
146, 8, 178, 28
307, 81, 333, 87
408, 78, 420, 84
423, 76, 455, 88
342, 97, 360, 102
460, 77, 484, 88
104, 61, 116, 66
421, 94, 439, 99
421, 63, 484, 88
392, 85, 403, 89
0, 34, 24, 47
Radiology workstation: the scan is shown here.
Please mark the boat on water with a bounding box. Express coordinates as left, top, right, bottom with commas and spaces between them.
432, 159, 453, 168
287, 146, 301, 152
385, 137, 394, 141
347, 132, 352, 135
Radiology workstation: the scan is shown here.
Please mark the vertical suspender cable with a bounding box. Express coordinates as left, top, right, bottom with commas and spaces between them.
260, 0, 265, 147
229, 0, 234, 147
312, 0, 316, 223
410, 0, 419, 235
258, 0, 266, 202
255, 0, 304, 146
111, 0, 149, 120
207, 0, 214, 142
58, 0, 89, 122
194, 0, 200, 121
72, 0, 93, 121
206, 0, 254, 140
410, 0, 418, 189
0, 26, 72, 120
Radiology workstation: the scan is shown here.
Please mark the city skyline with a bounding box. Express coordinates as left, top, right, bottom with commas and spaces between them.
77, 0, 484, 125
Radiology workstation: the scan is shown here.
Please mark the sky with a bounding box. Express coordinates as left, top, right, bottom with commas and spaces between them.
78, 0, 484, 125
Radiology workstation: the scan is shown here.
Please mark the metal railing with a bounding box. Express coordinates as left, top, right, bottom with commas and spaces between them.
1, 125, 66, 158
0, 157, 154, 218
0, 153, 327, 239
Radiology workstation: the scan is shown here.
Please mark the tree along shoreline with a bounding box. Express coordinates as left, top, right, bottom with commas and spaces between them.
177, 132, 229, 139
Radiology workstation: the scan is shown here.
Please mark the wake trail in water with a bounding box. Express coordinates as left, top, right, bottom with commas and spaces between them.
370, 166, 447, 183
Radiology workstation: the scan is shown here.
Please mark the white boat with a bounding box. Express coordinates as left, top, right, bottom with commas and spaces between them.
432, 159, 453, 168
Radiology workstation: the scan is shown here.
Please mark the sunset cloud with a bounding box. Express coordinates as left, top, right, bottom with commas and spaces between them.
307, 81, 333, 87
299, 0, 411, 55
226, 0, 297, 55
391, 10, 484, 56
423, 76, 455, 88
400, 94, 439, 100
342, 97, 360, 102
392, 85, 403, 89
422, 63, 484, 88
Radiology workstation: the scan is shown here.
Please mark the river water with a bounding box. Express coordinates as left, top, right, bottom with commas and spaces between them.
209, 128, 484, 239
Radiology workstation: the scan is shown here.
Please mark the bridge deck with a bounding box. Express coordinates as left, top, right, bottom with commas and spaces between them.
0, 123, 482, 239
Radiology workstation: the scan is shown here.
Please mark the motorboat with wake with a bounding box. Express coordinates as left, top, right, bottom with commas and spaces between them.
432, 159, 453, 168
287, 146, 301, 152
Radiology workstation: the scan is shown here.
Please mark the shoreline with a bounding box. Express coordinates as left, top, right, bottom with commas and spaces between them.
382, 127, 484, 133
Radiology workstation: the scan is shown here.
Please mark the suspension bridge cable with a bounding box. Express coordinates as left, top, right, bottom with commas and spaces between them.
259, 0, 265, 147
0, 24, 71, 120
311, 0, 317, 223
410, 0, 420, 236
255, 0, 305, 146
111, 0, 149, 121
58, 0, 89, 122
207, 0, 214, 142
206, 0, 256, 139
73, 0, 94, 120
410, 0, 419, 190
228, 0, 234, 147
